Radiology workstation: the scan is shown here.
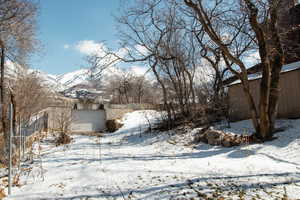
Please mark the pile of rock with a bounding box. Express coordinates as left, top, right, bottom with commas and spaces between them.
193, 127, 253, 147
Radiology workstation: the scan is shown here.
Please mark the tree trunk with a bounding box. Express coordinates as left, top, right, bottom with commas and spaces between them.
151, 60, 172, 129
240, 82, 260, 133
10, 92, 17, 135
0, 47, 7, 138
268, 41, 285, 136
258, 61, 271, 139
264, 0, 285, 139
0, 47, 4, 104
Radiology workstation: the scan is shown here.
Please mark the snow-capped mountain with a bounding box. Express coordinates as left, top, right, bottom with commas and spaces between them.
4, 60, 25, 80
29, 68, 94, 94
4, 61, 110, 99
30, 67, 113, 99
28, 69, 64, 90
56, 68, 91, 89
29, 65, 152, 100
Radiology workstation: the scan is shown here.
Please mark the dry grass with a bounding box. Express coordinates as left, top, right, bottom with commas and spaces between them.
0, 136, 5, 167
0, 188, 6, 199
70, 132, 104, 137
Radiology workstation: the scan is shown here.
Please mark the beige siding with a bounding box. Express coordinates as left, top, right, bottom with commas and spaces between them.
277, 69, 300, 118
228, 68, 300, 121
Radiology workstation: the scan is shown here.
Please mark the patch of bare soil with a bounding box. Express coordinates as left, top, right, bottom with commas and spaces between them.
106, 119, 123, 132
70, 132, 104, 137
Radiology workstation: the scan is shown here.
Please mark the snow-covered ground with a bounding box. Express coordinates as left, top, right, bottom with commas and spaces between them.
4, 111, 300, 200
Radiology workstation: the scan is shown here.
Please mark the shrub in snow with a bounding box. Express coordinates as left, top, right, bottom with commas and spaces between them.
55, 132, 72, 146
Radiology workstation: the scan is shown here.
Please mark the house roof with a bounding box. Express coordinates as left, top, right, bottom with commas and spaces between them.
222, 63, 263, 85
228, 60, 300, 86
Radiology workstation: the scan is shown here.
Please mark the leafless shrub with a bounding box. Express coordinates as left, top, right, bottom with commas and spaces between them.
55, 132, 72, 146
55, 110, 73, 135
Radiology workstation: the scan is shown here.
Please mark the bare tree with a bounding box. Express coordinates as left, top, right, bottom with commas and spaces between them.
10, 71, 50, 126
0, 0, 38, 159
0, 0, 38, 101
88, 0, 206, 128
105, 71, 155, 104
184, 0, 291, 140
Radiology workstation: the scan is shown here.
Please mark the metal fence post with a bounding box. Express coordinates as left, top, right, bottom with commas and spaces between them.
22, 127, 25, 159
19, 116, 21, 169
23, 126, 27, 157
8, 103, 13, 195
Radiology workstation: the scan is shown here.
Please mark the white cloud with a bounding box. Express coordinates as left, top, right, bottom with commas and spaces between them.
74, 41, 153, 80
74, 40, 127, 72
75, 40, 131, 58
75, 40, 107, 56
63, 44, 70, 49
116, 47, 130, 58
130, 65, 148, 76
135, 44, 149, 55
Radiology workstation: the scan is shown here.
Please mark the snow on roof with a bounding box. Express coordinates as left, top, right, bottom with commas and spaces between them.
228, 61, 300, 86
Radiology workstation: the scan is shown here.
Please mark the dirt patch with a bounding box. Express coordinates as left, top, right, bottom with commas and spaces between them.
70, 132, 104, 137
106, 119, 123, 133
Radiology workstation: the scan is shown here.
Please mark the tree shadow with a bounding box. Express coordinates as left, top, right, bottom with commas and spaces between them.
31, 172, 300, 200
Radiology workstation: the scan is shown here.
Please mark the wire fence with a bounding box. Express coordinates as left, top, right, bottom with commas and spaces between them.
7, 104, 48, 195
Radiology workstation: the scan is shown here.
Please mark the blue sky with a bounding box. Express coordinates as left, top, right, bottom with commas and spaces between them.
30, 0, 122, 75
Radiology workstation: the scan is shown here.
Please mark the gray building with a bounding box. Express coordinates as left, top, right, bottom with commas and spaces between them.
228, 61, 300, 121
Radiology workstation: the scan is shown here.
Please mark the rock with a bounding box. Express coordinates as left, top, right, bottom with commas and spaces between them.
222, 138, 232, 147
192, 127, 251, 147
194, 133, 208, 144
206, 130, 223, 145
193, 126, 210, 143
232, 137, 242, 146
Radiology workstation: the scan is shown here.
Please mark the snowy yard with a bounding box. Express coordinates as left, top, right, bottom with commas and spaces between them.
5, 111, 300, 200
